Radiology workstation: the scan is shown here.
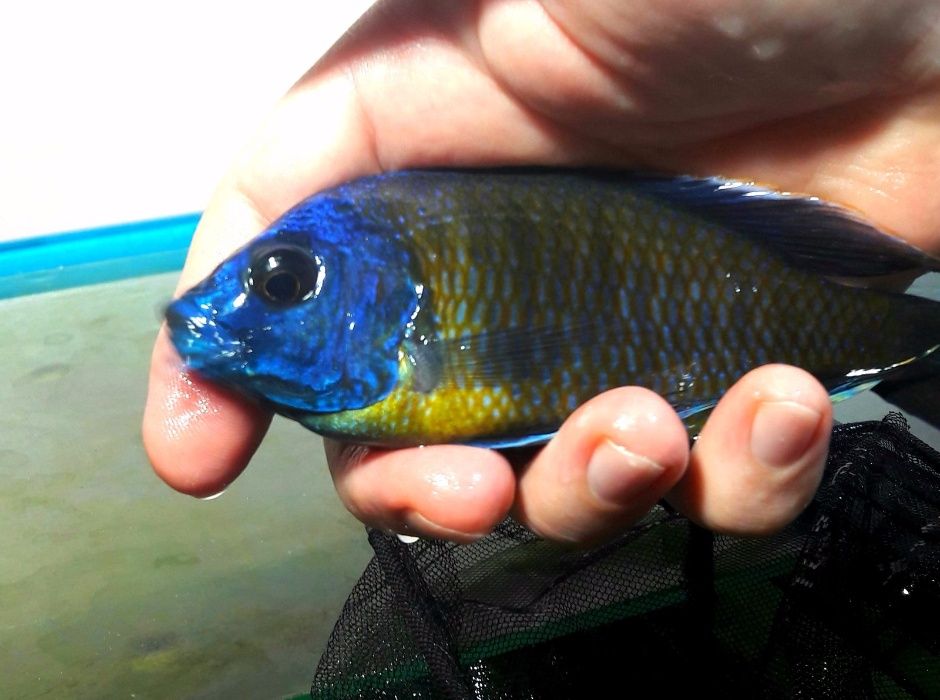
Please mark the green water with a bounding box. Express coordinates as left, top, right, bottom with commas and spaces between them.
0, 274, 372, 699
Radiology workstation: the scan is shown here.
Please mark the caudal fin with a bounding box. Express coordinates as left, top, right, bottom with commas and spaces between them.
874, 353, 940, 429
862, 285, 940, 427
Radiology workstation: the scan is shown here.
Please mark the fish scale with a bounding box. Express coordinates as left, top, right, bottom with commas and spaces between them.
303, 173, 904, 445
166, 169, 940, 448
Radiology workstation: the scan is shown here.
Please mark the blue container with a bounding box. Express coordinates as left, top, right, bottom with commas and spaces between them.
0, 215, 371, 699
0, 213, 200, 299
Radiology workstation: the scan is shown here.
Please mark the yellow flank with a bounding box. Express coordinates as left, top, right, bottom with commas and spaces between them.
341, 382, 517, 443
311, 227, 539, 442
312, 351, 576, 444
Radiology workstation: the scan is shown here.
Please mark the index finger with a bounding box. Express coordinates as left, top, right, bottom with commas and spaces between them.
143, 72, 381, 494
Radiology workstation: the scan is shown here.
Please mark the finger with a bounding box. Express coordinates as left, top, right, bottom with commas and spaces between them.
326, 441, 516, 543
661, 89, 940, 256
512, 387, 690, 545
142, 184, 280, 495
667, 364, 832, 536
143, 327, 272, 497
141, 74, 378, 495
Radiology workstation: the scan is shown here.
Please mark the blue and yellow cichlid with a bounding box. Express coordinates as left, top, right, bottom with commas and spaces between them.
166, 170, 940, 448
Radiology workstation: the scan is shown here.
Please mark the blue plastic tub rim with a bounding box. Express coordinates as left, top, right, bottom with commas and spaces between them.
0, 213, 200, 299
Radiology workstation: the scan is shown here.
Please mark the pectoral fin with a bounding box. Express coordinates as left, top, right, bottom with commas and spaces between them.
407, 323, 591, 390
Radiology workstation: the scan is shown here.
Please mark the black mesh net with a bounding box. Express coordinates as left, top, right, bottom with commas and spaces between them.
311, 414, 940, 699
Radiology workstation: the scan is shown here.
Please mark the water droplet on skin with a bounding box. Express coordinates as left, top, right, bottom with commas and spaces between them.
162, 370, 221, 440
612, 413, 638, 432
751, 37, 785, 61
425, 471, 461, 494
714, 13, 747, 38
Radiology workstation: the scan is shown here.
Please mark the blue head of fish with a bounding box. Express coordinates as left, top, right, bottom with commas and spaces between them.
165, 195, 422, 414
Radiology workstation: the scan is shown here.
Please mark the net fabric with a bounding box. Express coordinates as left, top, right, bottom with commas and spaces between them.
311, 414, 939, 699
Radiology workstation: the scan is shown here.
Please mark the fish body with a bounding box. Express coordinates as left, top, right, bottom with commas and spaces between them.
166, 170, 940, 447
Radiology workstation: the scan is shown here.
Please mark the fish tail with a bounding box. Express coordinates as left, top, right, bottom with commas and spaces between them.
874, 353, 940, 429
881, 291, 940, 375
872, 294, 940, 392
866, 290, 940, 427
827, 287, 939, 400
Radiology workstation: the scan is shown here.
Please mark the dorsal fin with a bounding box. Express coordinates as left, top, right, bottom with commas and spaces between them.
623, 173, 940, 278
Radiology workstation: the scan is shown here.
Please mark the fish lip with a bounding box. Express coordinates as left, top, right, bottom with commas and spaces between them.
164, 297, 252, 388
164, 299, 189, 336
164, 297, 224, 368
164, 297, 207, 345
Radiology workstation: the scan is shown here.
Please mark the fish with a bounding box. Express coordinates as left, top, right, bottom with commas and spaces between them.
165, 169, 940, 448
874, 354, 940, 427
871, 272, 940, 429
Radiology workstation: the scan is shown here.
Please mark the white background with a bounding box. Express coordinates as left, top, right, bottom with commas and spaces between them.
0, 2, 375, 242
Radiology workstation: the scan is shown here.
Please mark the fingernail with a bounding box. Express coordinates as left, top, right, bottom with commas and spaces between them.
404, 511, 489, 544
751, 400, 822, 468
587, 439, 666, 505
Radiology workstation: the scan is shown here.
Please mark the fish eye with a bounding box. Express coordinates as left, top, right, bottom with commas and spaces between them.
248, 245, 321, 306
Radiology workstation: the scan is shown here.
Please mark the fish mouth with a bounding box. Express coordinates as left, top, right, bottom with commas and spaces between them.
164, 297, 208, 346
165, 299, 331, 413
164, 297, 236, 374
164, 299, 190, 337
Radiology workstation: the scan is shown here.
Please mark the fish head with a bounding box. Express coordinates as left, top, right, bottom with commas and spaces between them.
165, 196, 422, 415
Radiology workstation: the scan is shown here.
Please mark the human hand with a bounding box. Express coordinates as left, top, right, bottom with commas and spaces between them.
144, 0, 940, 545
